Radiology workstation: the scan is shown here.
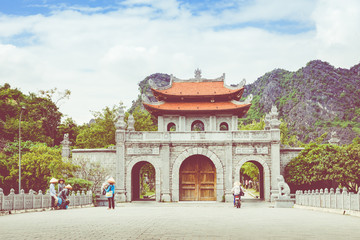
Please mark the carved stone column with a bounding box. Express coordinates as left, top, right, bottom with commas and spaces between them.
61, 133, 71, 159
160, 144, 171, 202
269, 105, 281, 202
115, 109, 126, 202
225, 143, 234, 202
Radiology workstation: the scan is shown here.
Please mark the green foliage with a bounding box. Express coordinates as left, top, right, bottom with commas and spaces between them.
241, 162, 259, 181
125, 106, 157, 131
0, 142, 78, 194
0, 84, 65, 146
75, 103, 124, 148
238, 118, 265, 130
285, 138, 360, 192
66, 177, 93, 192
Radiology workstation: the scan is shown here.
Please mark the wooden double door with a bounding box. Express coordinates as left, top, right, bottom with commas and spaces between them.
180, 155, 216, 201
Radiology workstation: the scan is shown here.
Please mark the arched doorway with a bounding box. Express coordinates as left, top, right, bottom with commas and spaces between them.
179, 155, 216, 201
131, 161, 156, 201
240, 161, 264, 200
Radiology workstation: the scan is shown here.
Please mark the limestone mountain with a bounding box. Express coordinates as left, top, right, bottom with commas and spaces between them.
242, 60, 360, 144
131, 60, 360, 144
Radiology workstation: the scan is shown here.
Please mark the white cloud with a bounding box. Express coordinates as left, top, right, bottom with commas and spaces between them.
0, 0, 359, 124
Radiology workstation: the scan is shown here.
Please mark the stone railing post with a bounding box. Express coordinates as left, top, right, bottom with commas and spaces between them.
0, 188, 3, 211
38, 190, 43, 209
10, 188, 15, 210
319, 189, 323, 207
315, 189, 319, 207
342, 187, 347, 210
357, 189, 360, 211
43, 190, 50, 209
81, 191, 85, 207
88, 190, 92, 205
330, 188, 334, 208
335, 188, 341, 209
76, 190, 80, 206
324, 188, 329, 208
69, 191, 75, 207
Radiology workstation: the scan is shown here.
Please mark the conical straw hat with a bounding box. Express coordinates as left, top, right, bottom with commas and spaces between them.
107, 177, 115, 184
234, 182, 240, 186
65, 184, 72, 190
50, 178, 58, 183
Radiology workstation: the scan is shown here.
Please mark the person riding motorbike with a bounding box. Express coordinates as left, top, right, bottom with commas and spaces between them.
231, 182, 243, 207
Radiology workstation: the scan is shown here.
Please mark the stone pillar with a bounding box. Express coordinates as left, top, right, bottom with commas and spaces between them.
269, 105, 281, 201
328, 131, 340, 145
231, 115, 238, 131
115, 109, 127, 202
61, 133, 71, 159
158, 116, 164, 132
160, 144, 171, 202
209, 116, 216, 131
179, 116, 186, 131
225, 143, 234, 202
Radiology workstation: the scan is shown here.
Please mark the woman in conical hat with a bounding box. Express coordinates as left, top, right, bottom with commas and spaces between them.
107, 177, 115, 184
65, 184, 72, 190
105, 177, 116, 210
234, 181, 240, 186
49, 178, 58, 209
50, 178, 58, 183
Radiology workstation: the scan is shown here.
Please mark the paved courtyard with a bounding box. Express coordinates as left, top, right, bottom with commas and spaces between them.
1, 200, 360, 240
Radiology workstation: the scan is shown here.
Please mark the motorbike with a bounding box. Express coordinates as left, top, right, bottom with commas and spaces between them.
234, 195, 241, 208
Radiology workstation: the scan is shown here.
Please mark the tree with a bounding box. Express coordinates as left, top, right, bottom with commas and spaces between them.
72, 158, 111, 194
75, 102, 124, 148
284, 137, 360, 193
125, 106, 157, 131
2, 143, 77, 193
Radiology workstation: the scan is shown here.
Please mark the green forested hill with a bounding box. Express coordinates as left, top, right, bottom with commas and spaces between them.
242, 60, 360, 144
132, 60, 360, 144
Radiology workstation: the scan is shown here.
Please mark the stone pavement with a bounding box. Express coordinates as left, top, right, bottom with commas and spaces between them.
1, 200, 360, 240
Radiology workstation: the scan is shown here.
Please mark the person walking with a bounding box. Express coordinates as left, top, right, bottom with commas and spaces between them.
105, 177, 116, 210
231, 182, 243, 207
58, 178, 65, 193
49, 178, 58, 209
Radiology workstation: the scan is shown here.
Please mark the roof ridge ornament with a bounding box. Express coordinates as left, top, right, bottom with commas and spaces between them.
194, 68, 202, 80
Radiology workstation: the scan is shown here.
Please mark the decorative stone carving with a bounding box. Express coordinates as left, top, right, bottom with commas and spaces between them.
127, 147, 160, 155
277, 175, 290, 199
244, 94, 253, 104
194, 68, 202, 79
127, 114, 135, 131
328, 131, 340, 145
269, 105, 281, 129
236, 147, 269, 155
61, 133, 71, 158
115, 108, 126, 130
264, 113, 271, 130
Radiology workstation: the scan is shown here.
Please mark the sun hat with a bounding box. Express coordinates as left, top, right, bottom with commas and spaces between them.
50, 178, 58, 183
234, 182, 240, 186
58, 178, 65, 183
65, 184, 72, 190
107, 177, 115, 184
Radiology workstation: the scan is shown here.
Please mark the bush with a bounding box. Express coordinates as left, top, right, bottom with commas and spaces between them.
66, 177, 93, 192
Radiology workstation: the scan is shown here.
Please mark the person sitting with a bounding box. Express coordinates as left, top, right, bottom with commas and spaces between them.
58, 178, 65, 193
58, 184, 72, 209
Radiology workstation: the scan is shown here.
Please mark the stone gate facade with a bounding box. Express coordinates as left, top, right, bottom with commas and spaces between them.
71, 71, 302, 202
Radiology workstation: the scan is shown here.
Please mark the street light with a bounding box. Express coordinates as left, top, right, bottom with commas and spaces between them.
19, 106, 25, 194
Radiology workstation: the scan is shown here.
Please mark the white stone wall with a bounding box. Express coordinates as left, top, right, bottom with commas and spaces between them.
72, 149, 117, 177
280, 148, 304, 175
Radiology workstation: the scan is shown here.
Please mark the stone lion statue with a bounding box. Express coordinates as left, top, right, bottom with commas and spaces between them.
277, 175, 290, 199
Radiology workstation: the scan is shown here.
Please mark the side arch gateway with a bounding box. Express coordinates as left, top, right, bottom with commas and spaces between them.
235, 156, 271, 201
126, 158, 161, 202
171, 148, 224, 201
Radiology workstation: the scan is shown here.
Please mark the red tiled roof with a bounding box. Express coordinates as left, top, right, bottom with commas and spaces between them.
153, 81, 242, 96
143, 101, 251, 117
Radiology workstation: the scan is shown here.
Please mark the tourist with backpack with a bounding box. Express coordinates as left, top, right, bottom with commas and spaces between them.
105, 177, 116, 210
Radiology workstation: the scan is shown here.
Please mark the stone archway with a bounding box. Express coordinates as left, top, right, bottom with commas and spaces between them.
126, 158, 161, 202
172, 148, 224, 202
235, 156, 271, 201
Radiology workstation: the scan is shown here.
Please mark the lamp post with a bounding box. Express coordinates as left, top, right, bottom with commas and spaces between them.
19, 106, 25, 194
